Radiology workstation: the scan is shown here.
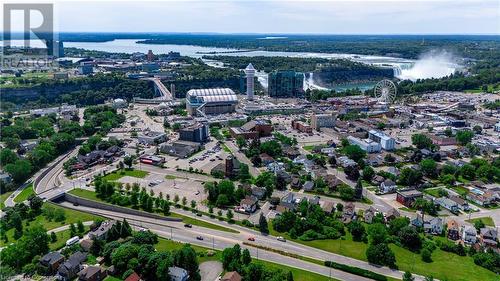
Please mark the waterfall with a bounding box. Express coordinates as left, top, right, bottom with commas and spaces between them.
393, 65, 402, 77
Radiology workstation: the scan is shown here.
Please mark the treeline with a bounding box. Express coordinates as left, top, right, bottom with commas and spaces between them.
315, 60, 393, 84
0, 106, 124, 192
137, 34, 500, 60
203, 55, 330, 72
1, 73, 154, 110
398, 68, 500, 94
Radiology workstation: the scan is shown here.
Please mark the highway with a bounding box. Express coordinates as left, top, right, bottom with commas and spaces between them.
58, 202, 373, 281
58, 201, 425, 281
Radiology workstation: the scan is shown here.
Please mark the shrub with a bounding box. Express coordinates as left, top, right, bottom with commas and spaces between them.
324, 261, 387, 281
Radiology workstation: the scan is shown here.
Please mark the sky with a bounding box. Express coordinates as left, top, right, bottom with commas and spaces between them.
3, 0, 500, 34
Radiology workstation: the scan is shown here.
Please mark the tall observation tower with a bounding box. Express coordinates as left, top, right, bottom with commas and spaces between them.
244, 63, 256, 100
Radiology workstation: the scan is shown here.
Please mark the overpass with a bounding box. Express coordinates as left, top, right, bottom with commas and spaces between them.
142, 78, 173, 101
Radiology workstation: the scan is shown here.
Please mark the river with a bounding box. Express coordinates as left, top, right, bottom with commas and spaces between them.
5, 39, 459, 89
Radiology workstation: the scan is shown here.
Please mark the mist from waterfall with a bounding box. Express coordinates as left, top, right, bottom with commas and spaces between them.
396, 50, 460, 81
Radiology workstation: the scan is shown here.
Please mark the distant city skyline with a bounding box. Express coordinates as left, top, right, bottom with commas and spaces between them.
3, 0, 499, 34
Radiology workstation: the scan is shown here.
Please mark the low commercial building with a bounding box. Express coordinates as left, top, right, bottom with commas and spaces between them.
88, 221, 115, 240
230, 119, 273, 140
347, 136, 381, 153
179, 123, 209, 143
211, 156, 241, 178
139, 155, 165, 166
368, 130, 395, 150
138, 130, 168, 145
160, 141, 202, 158
396, 189, 423, 207
291, 120, 312, 134
311, 113, 336, 131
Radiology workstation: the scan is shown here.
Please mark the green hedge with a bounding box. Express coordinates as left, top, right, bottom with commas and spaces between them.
324, 261, 387, 281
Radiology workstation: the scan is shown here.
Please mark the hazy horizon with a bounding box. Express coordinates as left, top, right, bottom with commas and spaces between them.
3, 0, 499, 35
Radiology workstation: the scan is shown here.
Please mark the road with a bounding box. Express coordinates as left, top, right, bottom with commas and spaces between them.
59, 201, 427, 281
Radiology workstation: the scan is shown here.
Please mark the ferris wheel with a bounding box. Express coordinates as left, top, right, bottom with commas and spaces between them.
374, 79, 397, 104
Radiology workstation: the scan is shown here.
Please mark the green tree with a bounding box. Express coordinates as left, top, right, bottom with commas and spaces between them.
348, 220, 366, 241
241, 248, 252, 265
4, 159, 32, 183
77, 220, 85, 233
367, 223, 388, 244
174, 244, 201, 281
123, 156, 133, 169
455, 130, 474, 146
398, 226, 422, 251
366, 243, 396, 268
420, 159, 437, 178
362, 166, 375, 181
421, 248, 432, 263
0, 148, 18, 166
344, 145, 366, 162
259, 213, 269, 234
355, 179, 363, 199
226, 210, 234, 221
236, 136, 247, 149
411, 134, 433, 149
50, 231, 57, 243
403, 271, 415, 281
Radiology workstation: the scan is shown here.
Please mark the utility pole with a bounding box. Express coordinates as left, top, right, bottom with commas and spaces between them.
212, 236, 214, 250
170, 227, 173, 239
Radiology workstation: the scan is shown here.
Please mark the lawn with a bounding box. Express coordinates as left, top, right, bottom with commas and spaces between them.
68, 189, 239, 233
155, 238, 341, 281
102, 169, 149, 181
451, 185, 470, 197
13, 183, 34, 203
269, 220, 496, 281
466, 216, 495, 227
104, 276, 122, 281
169, 212, 239, 234
165, 175, 178, 179
0, 191, 13, 209
424, 187, 445, 198
48, 226, 90, 250
0, 203, 102, 247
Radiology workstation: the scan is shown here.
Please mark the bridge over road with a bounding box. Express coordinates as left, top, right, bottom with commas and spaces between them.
142, 78, 173, 101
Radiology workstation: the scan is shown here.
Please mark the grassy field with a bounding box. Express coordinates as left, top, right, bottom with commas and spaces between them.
155, 237, 342, 281
0, 203, 101, 247
13, 183, 34, 203
466, 216, 495, 227
269, 220, 497, 281
48, 226, 90, 250
68, 188, 238, 233
170, 212, 239, 233
423, 187, 445, 198
0, 191, 13, 209
102, 169, 149, 181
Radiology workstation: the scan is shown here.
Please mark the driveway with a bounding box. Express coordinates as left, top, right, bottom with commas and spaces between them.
200, 261, 223, 281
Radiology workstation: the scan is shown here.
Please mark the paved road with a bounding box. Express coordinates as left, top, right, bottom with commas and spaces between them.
59, 202, 428, 281
200, 261, 223, 281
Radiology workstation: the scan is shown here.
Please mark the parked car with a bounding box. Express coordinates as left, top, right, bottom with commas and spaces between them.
248, 237, 255, 241
184, 224, 192, 228
277, 236, 286, 242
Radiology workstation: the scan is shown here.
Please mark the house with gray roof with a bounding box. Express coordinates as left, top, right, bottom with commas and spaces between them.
168, 266, 189, 281
424, 217, 443, 235
57, 251, 87, 281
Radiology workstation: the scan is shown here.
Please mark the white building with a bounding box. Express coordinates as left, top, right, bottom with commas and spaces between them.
368, 130, 395, 151
111, 98, 127, 109
244, 63, 255, 100
347, 136, 381, 153
186, 88, 238, 116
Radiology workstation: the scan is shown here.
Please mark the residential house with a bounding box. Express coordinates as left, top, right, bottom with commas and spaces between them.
387, 166, 400, 177
238, 197, 258, 214
364, 207, 377, 224
80, 239, 94, 252
480, 227, 498, 247
449, 195, 470, 212
324, 174, 341, 190
447, 220, 460, 241
411, 215, 424, 228
40, 252, 65, 273
260, 153, 275, 165
466, 192, 495, 207
462, 225, 478, 245
308, 196, 320, 205
221, 271, 242, 281
385, 208, 400, 222
124, 272, 141, 281
321, 201, 335, 214
379, 179, 397, 194
89, 221, 116, 240
424, 217, 443, 235
396, 189, 423, 207
436, 197, 459, 214
168, 267, 189, 281
371, 175, 385, 186
58, 252, 87, 281
342, 202, 356, 224
303, 181, 314, 192
251, 186, 266, 200
291, 177, 302, 189
78, 266, 107, 281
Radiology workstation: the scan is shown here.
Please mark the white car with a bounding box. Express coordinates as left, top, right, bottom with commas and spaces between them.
277, 236, 286, 242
